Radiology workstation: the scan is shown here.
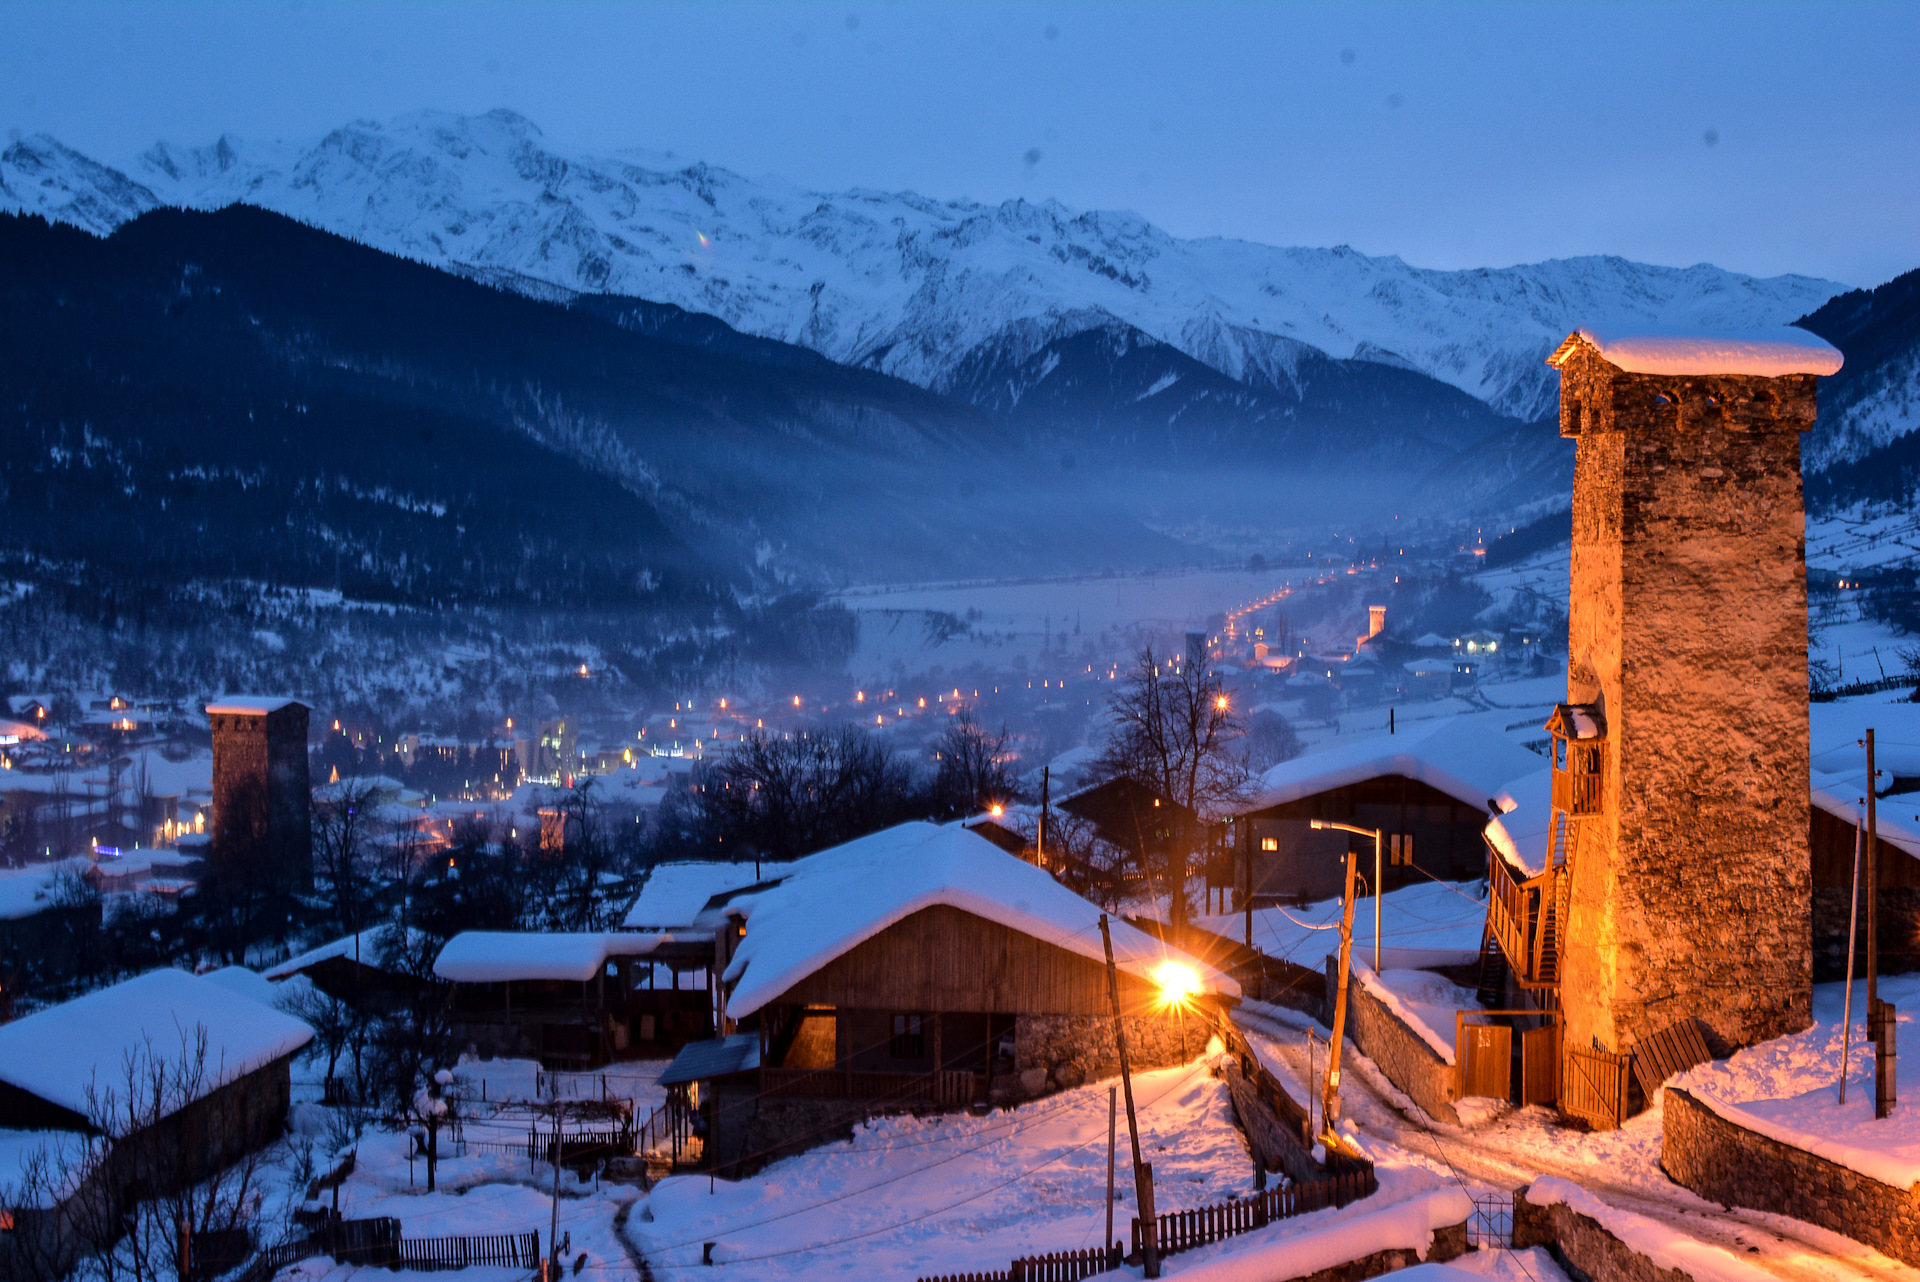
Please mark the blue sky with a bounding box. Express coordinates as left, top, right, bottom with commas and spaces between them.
3, 1, 1915, 285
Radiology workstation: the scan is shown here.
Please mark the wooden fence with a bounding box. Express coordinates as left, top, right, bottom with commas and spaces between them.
1563, 1044, 1631, 1131
212, 1217, 540, 1282
918, 1170, 1376, 1282
396, 1231, 542, 1270
1133, 1167, 1376, 1259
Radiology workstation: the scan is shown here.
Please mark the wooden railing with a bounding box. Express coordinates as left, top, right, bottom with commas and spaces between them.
1551, 768, 1602, 816
760, 1067, 979, 1107
397, 1231, 541, 1270
1486, 852, 1568, 989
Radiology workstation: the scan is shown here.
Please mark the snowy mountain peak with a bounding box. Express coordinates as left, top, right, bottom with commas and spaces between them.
2, 110, 1848, 421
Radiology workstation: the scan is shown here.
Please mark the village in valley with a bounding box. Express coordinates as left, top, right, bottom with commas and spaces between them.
3, 6, 1919, 1282
7, 316, 1920, 1282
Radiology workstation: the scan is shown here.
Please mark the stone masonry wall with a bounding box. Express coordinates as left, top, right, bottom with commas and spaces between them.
1558, 337, 1816, 1055
1514, 1184, 1695, 1282
1663, 1086, 1920, 1267
1326, 960, 1459, 1126
1011, 1008, 1208, 1100
1275, 1222, 1468, 1282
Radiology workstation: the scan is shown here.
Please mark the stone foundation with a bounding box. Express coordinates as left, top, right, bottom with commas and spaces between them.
1515, 1185, 1693, 1282
1273, 1222, 1468, 1282
1327, 960, 1459, 1125
1010, 1008, 1209, 1100
1663, 1086, 1920, 1266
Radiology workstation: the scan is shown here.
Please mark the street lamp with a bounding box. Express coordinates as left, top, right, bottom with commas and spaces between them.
1311, 820, 1384, 972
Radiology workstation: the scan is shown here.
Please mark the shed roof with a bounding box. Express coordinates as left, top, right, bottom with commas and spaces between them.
658, 1032, 761, 1086
719, 821, 1236, 1019
0, 969, 312, 1122
1550, 325, 1842, 377
1240, 716, 1540, 815
433, 931, 670, 984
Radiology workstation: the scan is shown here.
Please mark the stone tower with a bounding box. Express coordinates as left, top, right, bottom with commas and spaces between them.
1552, 325, 1841, 1055
208, 697, 313, 892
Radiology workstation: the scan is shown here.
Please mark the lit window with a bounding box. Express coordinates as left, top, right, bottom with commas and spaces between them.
1260, 837, 1279, 852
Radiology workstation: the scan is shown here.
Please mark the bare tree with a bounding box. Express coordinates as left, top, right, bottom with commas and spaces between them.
1095, 644, 1249, 928
929, 712, 1020, 818
699, 726, 918, 861
311, 779, 383, 941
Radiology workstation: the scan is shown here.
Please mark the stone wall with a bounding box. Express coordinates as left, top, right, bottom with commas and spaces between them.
1556, 336, 1817, 1055
1273, 1222, 1468, 1282
1008, 1006, 1210, 1100
1663, 1086, 1920, 1267
1514, 1184, 1694, 1282
1326, 960, 1459, 1125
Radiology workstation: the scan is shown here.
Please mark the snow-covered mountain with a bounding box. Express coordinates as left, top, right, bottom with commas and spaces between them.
1, 109, 1847, 423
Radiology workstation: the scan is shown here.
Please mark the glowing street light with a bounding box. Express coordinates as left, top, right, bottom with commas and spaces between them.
1311, 820, 1385, 972
1152, 960, 1202, 1007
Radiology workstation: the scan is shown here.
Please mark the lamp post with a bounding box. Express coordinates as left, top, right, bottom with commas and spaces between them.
1312, 820, 1384, 972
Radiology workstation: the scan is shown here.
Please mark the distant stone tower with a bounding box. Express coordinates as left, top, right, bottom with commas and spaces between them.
1552, 326, 1841, 1055
208, 697, 313, 892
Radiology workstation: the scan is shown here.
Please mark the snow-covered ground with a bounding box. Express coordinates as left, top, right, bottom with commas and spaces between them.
636, 1053, 1262, 1277
1196, 880, 1488, 973
1671, 974, 1920, 1188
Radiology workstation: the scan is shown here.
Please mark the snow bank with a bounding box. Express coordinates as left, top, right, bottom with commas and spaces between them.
723, 822, 1236, 1018
1567, 325, 1843, 377
1526, 1178, 1776, 1282
1242, 717, 1539, 815
1163, 1188, 1471, 1280
1354, 965, 1480, 1066
433, 930, 669, 983
1668, 974, 1920, 1188
0, 969, 313, 1120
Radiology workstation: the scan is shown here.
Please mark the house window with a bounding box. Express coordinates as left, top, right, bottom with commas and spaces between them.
890, 1013, 926, 1058
1390, 834, 1414, 866
1260, 837, 1279, 852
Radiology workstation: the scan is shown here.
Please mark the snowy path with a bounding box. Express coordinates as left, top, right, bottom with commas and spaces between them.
1234, 1006, 1920, 1282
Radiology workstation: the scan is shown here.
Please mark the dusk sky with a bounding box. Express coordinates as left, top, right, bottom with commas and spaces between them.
4, 1, 1916, 286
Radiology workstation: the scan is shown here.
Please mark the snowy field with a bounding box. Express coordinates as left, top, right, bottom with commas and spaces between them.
1196, 880, 1488, 973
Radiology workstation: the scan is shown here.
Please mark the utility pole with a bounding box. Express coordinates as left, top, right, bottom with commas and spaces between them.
1321, 849, 1360, 1143
547, 1089, 562, 1282
1311, 821, 1383, 972
1842, 815, 1863, 1105
1100, 914, 1158, 1277
1105, 1084, 1117, 1260
1038, 766, 1051, 868
1244, 820, 1254, 951
1868, 730, 1881, 1036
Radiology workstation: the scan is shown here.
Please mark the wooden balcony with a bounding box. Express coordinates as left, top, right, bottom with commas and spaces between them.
1486, 854, 1567, 989
1551, 768, 1603, 816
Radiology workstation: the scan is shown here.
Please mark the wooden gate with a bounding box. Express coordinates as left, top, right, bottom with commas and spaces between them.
1454, 1018, 1511, 1100
1522, 1024, 1560, 1106
1563, 1044, 1631, 1130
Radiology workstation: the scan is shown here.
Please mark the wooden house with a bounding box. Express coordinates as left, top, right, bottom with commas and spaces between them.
659, 822, 1235, 1175
0, 969, 312, 1280
1231, 717, 1540, 905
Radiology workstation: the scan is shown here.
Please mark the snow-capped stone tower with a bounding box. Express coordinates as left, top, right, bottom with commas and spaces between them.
1552, 326, 1842, 1055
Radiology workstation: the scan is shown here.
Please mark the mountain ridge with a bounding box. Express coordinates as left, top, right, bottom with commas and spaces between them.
1, 108, 1846, 427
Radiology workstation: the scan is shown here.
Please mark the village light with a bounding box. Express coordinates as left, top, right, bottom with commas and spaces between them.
990, 803, 1004, 817
1152, 961, 1202, 1007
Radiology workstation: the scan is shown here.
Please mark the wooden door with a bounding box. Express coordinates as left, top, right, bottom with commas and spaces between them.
1521, 1024, 1560, 1106
1458, 1023, 1512, 1100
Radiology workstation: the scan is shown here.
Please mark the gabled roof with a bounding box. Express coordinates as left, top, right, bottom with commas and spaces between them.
1239, 716, 1541, 815
0, 969, 312, 1122
433, 930, 669, 983
658, 1032, 760, 1086
1545, 703, 1605, 741
1485, 768, 1554, 878
720, 822, 1237, 1019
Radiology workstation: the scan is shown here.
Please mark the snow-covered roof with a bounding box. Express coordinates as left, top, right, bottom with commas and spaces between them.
262, 926, 424, 979
204, 696, 307, 716
720, 821, 1237, 1019
1557, 325, 1843, 377
658, 1032, 761, 1086
0, 1129, 101, 1208
1240, 716, 1540, 815
621, 860, 799, 931
0, 859, 88, 921
433, 931, 669, 984
1485, 767, 1554, 878
0, 969, 313, 1122
1811, 771, 1920, 862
